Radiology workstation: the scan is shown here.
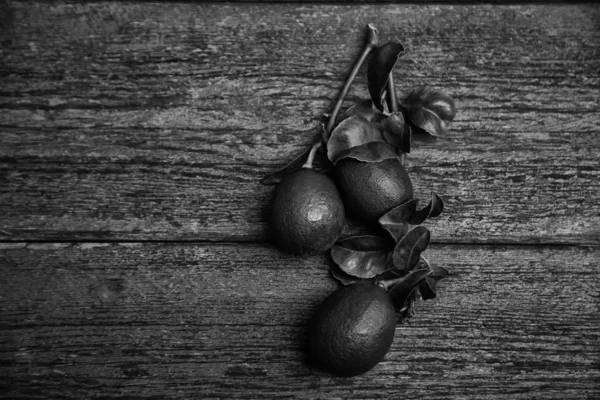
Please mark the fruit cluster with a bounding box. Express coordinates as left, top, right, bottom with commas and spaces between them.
263, 25, 456, 377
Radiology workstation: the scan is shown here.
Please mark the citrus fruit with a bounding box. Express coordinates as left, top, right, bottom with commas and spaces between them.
335, 156, 413, 222
308, 281, 396, 376
270, 168, 345, 256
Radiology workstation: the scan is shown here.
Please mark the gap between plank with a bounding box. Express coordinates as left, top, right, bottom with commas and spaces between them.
0, 240, 596, 249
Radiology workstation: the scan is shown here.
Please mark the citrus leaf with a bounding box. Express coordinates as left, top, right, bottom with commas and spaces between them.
418, 277, 438, 300
388, 268, 432, 310
330, 235, 393, 279
415, 255, 431, 271
402, 86, 456, 137
335, 235, 392, 251
419, 265, 450, 299
381, 112, 411, 154
404, 86, 457, 121
430, 265, 450, 280
330, 263, 361, 286
327, 115, 383, 164
408, 192, 444, 225
334, 140, 398, 165
367, 41, 405, 111
378, 199, 419, 242
397, 287, 419, 323
261, 147, 311, 185
337, 99, 380, 125
392, 226, 431, 272
373, 268, 406, 281
404, 107, 447, 137
418, 259, 449, 299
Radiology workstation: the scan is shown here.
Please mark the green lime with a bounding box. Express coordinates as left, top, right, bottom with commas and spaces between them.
309, 281, 396, 376
270, 168, 345, 256
335, 157, 413, 222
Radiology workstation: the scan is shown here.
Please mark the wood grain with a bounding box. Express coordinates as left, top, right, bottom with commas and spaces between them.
1, 242, 599, 399
1, 160, 598, 244
1, 3, 599, 243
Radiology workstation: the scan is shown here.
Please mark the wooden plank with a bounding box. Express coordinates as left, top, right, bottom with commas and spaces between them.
1, 3, 600, 243
1, 242, 599, 398
1, 160, 598, 244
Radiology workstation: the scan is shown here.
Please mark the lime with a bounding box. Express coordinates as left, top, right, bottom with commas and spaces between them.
335, 157, 413, 222
309, 281, 396, 376
270, 168, 345, 256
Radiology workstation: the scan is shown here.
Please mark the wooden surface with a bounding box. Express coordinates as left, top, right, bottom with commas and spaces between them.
1, 2, 599, 399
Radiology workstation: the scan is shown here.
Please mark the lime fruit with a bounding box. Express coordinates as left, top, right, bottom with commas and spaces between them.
270, 168, 345, 256
335, 156, 413, 222
309, 281, 396, 376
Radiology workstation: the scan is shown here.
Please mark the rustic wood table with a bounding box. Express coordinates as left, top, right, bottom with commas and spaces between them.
1, 3, 599, 399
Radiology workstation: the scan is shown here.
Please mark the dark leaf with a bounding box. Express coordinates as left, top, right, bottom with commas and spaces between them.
368, 41, 405, 111
411, 126, 438, 143
373, 268, 406, 281
402, 86, 456, 136
330, 235, 393, 279
419, 277, 437, 300
392, 226, 431, 272
408, 192, 444, 225
430, 265, 450, 281
404, 107, 447, 137
415, 255, 431, 271
416, 256, 449, 300
378, 199, 419, 242
404, 86, 457, 121
334, 140, 398, 165
335, 235, 392, 251
381, 112, 411, 154
388, 268, 432, 310
337, 100, 381, 125
261, 147, 311, 185
327, 115, 383, 164
330, 263, 361, 286
397, 287, 419, 323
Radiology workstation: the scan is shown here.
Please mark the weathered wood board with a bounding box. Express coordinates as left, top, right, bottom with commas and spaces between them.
1, 2, 600, 399
1, 243, 599, 399
1, 3, 599, 243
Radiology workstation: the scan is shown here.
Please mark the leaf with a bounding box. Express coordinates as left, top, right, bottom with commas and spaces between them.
392, 226, 431, 272
404, 86, 457, 121
418, 258, 450, 299
408, 192, 444, 225
335, 235, 392, 251
397, 287, 418, 323
388, 268, 432, 310
418, 277, 438, 300
378, 199, 420, 242
334, 140, 398, 165
327, 115, 383, 164
261, 147, 311, 185
404, 107, 447, 137
402, 88, 456, 136
330, 235, 393, 279
402, 86, 456, 136
368, 41, 405, 111
337, 100, 380, 124
419, 265, 450, 300
381, 112, 411, 154
330, 263, 361, 286
430, 265, 450, 281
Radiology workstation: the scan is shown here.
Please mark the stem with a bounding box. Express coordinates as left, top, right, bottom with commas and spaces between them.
302, 142, 322, 169
387, 72, 398, 113
377, 275, 405, 292
325, 24, 379, 137
388, 72, 405, 165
